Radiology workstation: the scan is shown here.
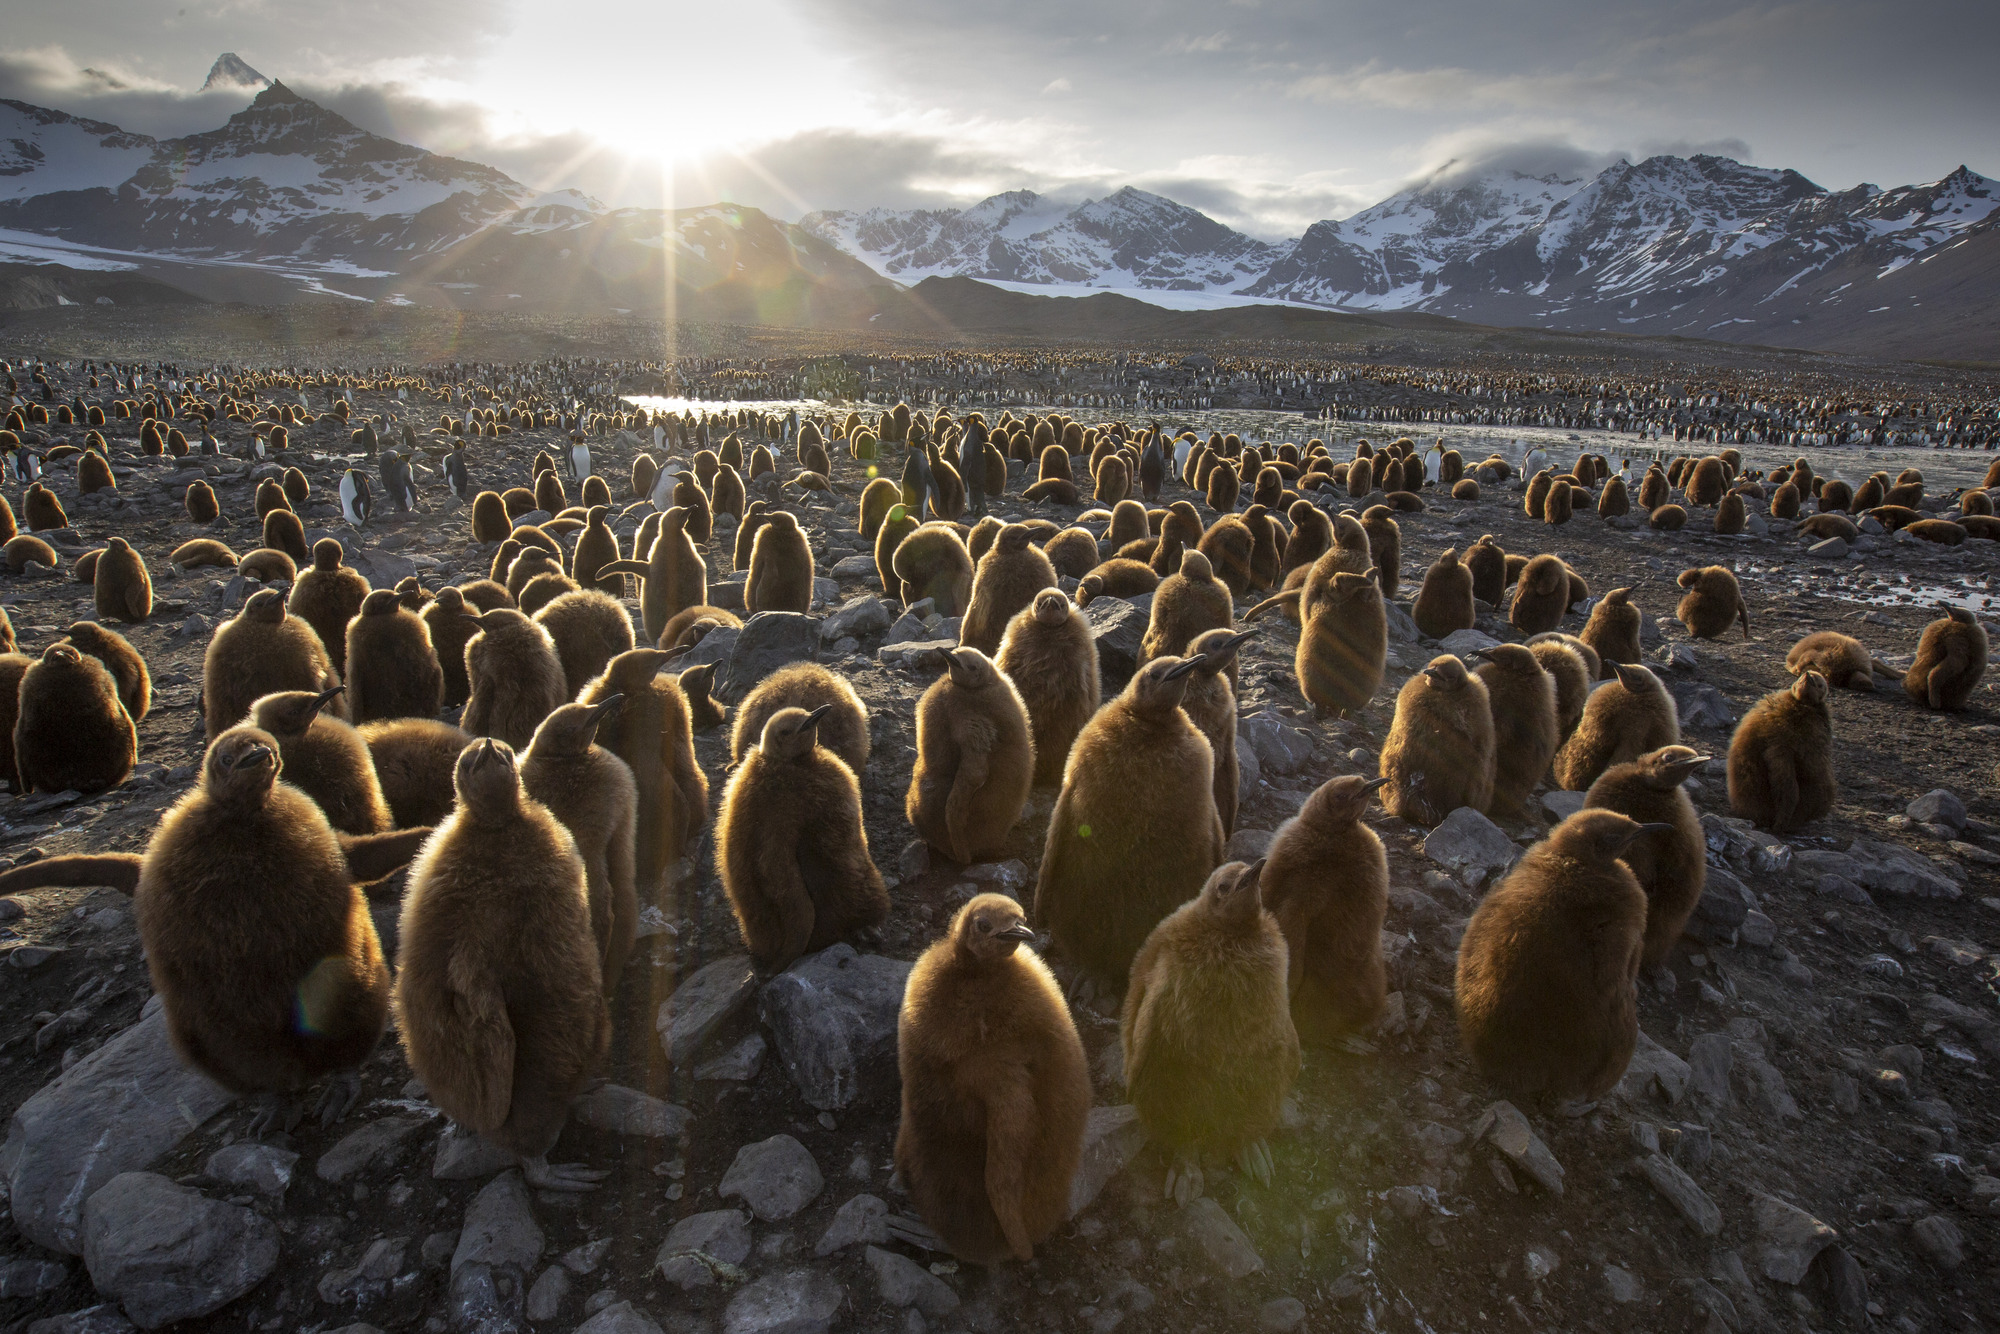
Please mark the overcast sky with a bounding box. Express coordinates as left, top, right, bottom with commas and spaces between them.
5, 0, 1996, 237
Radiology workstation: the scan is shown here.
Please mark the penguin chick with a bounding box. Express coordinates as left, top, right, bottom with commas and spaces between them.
14, 643, 135, 795
570, 505, 623, 594
1785, 631, 1888, 692
1261, 775, 1391, 1041
522, 697, 640, 996
1381, 654, 1494, 825
1903, 606, 1987, 710
598, 506, 705, 644
345, 588, 443, 724
1179, 628, 1254, 838
996, 588, 1099, 787
580, 648, 709, 893
1297, 570, 1385, 719
357, 718, 472, 828
1454, 809, 1653, 1103
1124, 859, 1299, 1204
1075, 559, 1158, 607
1412, 546, 1475, 640
1509, 554, 1571, 636
290, 539, 372, 677
895, 894, 1090, 1264
1473, 643, 1560, 820
1727, 671, 1836, 833
92, 536, 151, 623
746, 510, 814, 613
960, 524, 1057, 655
677, 662, 727, 732
534, 588, 636, 699
1675, 566, 1749, 640
1579, 586, 1643, 671
1360, 505, 1400, 600
395, 738, 609, 1190
1552, 662, 1681, 791
731, 662, 870, 777
1527, 637, 1591, 742
893, 523, 975, 616
1141, 550, 1233, 665
250, 687, 391, 835
62, 619, 150, 722
1464, 534, 1506, 607
908, 647, 1035, 864
203, 589, 344, 741
1034, 655, 1222, 991
422, 586, 483, 707
717, 706, 889, 972
463, 608, 568, 750
1583, 745, 1709, 967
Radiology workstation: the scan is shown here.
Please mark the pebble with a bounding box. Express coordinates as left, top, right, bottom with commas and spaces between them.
1472, 1100, 1564, 1195
719, 1135, 825, 1220
1181, 1197, 1263, 1278
722, 1269, 846, 1334
865, 1245, 960, 1316
1752, 1192, 1837, 1283
82, 1171, 280, 1328
1910, 1214, 1965, 1269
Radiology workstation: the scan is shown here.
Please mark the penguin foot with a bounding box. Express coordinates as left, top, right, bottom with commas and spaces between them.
852, 923, 886, 951
1555, 1098, 1598, 1119
246, 1092, 303, 1139
1165, 1151, 1204, 1207
522, 1155, 608, 1192
314, 1071, 363, 1127
882, 1215, 950, 1252
1237, 1139, 1275, 1190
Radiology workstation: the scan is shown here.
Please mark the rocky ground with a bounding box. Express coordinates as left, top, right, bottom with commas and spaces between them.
1, 370, 1997, 1334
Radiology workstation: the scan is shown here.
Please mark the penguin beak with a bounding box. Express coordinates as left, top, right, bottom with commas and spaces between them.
233, 743, 275, 770
307, 685, 345, 718
801, 704, 834, 732
1636, 822, 1674, 836
1463, 648, 1493, 663
1207, 630, 1257, 661
584, 693, 625, 728
1161, 656, 1203, 681
1360, 776, 1392, 796
995, 921, 1036, 943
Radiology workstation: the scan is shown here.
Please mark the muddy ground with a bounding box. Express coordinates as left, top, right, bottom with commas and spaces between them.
1, 366, 1997, 1334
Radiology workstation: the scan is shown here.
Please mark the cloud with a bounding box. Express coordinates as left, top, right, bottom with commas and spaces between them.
1042, 77, 1072, 94
0, 46, 256, 137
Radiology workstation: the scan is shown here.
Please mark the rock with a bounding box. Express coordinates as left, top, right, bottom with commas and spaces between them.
1687, 866, 1752, 942
317, 1236, 408, 1307
1732, 1043, 1801, 1119
451, 1171, 544, 1276
576, 1302, 665, 1334
1541, 791, 1585, 821
1910, 1214, 1965, 1269
718, 612, 819, 703
1657, 643, 1698, 672
572, 1084, 691, 1139
829, 553, 878, 579
1438, 628, 1500, 656
1807, 1245, 1869, 1323
673, 624, 740, 670
877, 637, 956, 669
1181, 1197, 1263, 1278
1668, 680, 1734, 730
1234, 736, 1261, 801
815, 1195, 890, 1255
1738, 909, 1776, 949
1238, 712, 1313, 775
1081, 596, 1147, 688
1, 1003, 235, 1254
431, 1124, 516, 1180
82, 1172, 280, 1329
1421, 807, 1521, 879
318, 1115, 429, 1183
1383, 600, 1419, 643
1859, 516, 1886, 535
657, 955, 760, 1066
1687, 1033, 1734, 1104
1604, 1265, 1644, 1303
22, 1305, 136, 1334
1472, 1101, 1564, 1195
719, 1136, 824, 1221
722, 1269, 845, 1334
1908, 789, 1966, 832
204, 1142, 297, 1199
655, 1210, 752, 1289
1807, 536, 1850, 558
1845, 838, 1961, 898
866, 1246, 960, 1316
881, 610, 929, 646
1068, 1105, 1148, 1217
820, 594, 893, 641
1615, 1029, 1692, 1106
696, 1034, 768, 1083
1258, 1297, 1308, 1332
1225, 828, 1274, 862
0, 1255, 70, 1298
811, 577, 837, 605
1752, 1192, 1837, 1283
757, 945, 912, 1110
1700, 815, 1790, 874
525, 1265, 571, 1321
347, 547, 417, 586
560, 1238, 613, 1275
1637, 1153, 1722, 1235
709, 580, 747, 612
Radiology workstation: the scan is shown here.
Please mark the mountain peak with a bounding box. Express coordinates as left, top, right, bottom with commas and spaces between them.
200, 52, 270, 93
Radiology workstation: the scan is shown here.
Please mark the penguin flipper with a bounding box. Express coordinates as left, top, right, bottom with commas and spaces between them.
444, 946, 516, 1132
0, 852, 142, 896
340, 827, 433, 884
975, 1066, 1042, 1262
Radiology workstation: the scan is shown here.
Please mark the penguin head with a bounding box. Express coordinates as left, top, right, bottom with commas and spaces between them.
600, 646, 673, 692
1551, 808, 1661, 861
1188, 627, 1255, 674
954, 892, 1036, 961
433, 586, 465, 615
996, 524, 1034, 554
241, 588, 289, 624
1176, 550, 1214, 582
1637, 744, 1709, 788
312, 538, 345, 572
529, 695, 623, 759
455, 737, 522, 820
1604, 586, 1635, 607
1031, 589, 1073, 625
205, 725, 282, 804
250, 686, 345, 739
760, 704, 831, 761
1474, 642, 1541, 677
1130, 653, 1202, 710
937, 646, 999, 690
41, 643, 84, 670
1304, 774, 1390, 825
360, 588, 401, 618
1792, 670, 1830, 707
1198, 858, 1267, 926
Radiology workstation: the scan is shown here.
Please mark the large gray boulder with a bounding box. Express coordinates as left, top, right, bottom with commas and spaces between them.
1421, 807, 1521, 881
718, 612, 819, 702
656, 955, 760, 1066
3, 1001, 234, 1254
723, 1269, 845, 1334
719, 1136, 824, 1221
758, 946, 912, 1110
1083, 596, 1146, 688
81, 1172, 280, 1329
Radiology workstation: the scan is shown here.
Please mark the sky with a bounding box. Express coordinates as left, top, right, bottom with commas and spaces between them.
3, 0, 1996, 238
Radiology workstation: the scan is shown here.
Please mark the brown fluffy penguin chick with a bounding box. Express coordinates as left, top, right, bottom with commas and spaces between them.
1123, 859, 1299, 1204
907, 648, 1035, 864
135, 726, 391, 1132
1473, 644, 1560, 819
169, 538, 238, 570
996, 588, 1099, 787
14, 643, 135, 794
893, 523, 975, 615
1527, 638, 1591, 743
203, 588, 343, 742
581, 648, 709, 892
92, 536, 151, 622
1465, 533, 1507, 606
1279, 501, 1332, 581
570, 505, 622, 594
1583, 745, 1709, 967
1075, 559, 1158, 606
0, 652, 30, 790
357, 718, 471, 828
1381, 655, 1495, 825
394, 738, 609, 1190
24, 483, 66, 531
717, 706, 889, 972
895, 894, 1090, 1264
290, 539, 371, 676
185, 479, 220, 523
534, 588, 636, 699
249, 688, 391, 835
522, 697, 640, 997
1904, 606, 1987, 710
1360, 505, 1400, 600
462, 608, 568, 749
1179, 628, 1254, 838
471, 492, 511, 542
599, 506, 705, 645
1196, 516, 1255, 597
677, 662, 727, 732
1509, 554, 1571, 636
1034, 655, 1223, 992
1141, 550, 1233, 664
1786, 631, 1887, 691
731, 662, 870, 776
1412, 546, 1475, 640
238, 547, 297, 584
658, 604, 743, 652
1552, 662, 1680, 791
263, 508, 308, 564
1676, 566, 1750, 640
1297, 570, 1385, 718
1727, 671, 1836, 833
63, 619, 150, 722
345, 588, 443, 724
1580, 586, 1643, 670
960, 524, 1058, 655
422, 587, 479, 706
1261, 775, 1391, 1040
1454, 809, 1651, 1103
746, 510, 814, 613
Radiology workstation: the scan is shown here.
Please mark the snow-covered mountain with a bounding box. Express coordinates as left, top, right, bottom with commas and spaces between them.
200, 53, 270, 93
